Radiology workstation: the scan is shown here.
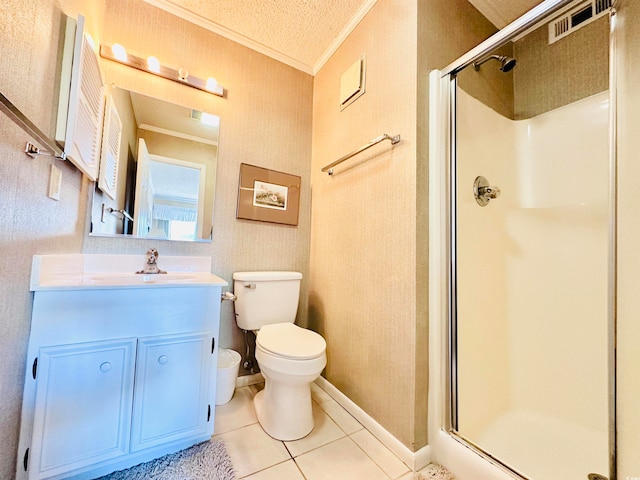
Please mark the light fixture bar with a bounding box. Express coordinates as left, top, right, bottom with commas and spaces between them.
99, 44, 224, 97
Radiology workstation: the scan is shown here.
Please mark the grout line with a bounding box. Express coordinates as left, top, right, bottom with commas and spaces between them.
282, 439, 295, 459
237, 459, 292, 479
291, 457, 310, 480
232, 380, 410, 478
347, 431, 401, 480
314, 377, 432, 470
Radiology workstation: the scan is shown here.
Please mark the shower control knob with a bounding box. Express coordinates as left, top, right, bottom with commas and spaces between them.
474, 176, 501, 206
479, 185, 500, 199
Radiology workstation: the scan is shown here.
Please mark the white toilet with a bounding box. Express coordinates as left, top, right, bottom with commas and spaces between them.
233, 271, 326, 441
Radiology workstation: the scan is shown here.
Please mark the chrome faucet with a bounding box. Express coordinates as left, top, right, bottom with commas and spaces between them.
136, 248, 167, 274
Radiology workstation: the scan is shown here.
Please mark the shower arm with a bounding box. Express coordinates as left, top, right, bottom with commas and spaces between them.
473, 55, 505, 71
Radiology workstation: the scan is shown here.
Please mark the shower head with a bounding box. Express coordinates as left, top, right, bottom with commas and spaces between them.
473, 55, 517, 73
501, 56, 517, 72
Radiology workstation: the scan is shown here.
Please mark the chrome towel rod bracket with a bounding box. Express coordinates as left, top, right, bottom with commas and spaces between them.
0, 91, 67, 161
322, 133, 401, 176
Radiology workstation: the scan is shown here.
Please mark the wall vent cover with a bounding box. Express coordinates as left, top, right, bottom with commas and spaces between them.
548, 0, 612, 44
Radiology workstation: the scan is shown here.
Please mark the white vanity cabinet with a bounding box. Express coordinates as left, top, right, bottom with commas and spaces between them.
30, 338, 137, 478
17, 254, 227, 480
131, 333, 212, 452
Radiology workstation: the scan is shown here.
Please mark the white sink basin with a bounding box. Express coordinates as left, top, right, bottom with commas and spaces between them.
83, 273, 202, 285
31, 254, 227, 291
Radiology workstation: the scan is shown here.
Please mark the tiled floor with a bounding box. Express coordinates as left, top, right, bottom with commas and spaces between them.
213, 382, 416, 480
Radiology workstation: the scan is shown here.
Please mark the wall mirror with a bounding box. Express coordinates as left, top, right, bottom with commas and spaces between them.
89, 86, 219, 242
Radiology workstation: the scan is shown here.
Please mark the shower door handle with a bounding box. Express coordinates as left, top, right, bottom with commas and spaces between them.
474, 176, 501, 206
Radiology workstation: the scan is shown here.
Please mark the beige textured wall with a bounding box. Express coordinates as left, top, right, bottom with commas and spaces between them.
0, 2, 103, 477
513, 15, 609, 119
0, 0, 312, 476
310, 0, 502, 451
616, 0, 640, 477
456, 41, 515, 119
310, 0, 418, 449
308, 0, 505, 452
86, 0, 313, 368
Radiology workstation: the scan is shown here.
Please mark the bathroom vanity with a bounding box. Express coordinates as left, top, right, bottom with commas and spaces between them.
17, 254, 227, 480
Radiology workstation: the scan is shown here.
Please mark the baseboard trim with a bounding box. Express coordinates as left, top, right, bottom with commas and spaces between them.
314, 376, 432, 471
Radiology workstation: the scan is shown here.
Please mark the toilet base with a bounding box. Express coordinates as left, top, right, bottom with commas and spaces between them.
253, 379, 314, 441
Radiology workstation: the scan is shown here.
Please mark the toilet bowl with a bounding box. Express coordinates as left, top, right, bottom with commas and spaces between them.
253, 323, 326, 440
232, 271, 327, 441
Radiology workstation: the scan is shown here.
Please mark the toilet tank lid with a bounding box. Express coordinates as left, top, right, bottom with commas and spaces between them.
233, 271, 302, 281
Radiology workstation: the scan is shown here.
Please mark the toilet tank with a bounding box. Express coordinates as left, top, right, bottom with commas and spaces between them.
233, 271, 302, 331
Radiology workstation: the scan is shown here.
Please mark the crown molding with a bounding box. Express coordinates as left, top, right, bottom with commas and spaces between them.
312, 0, 377, 75
143, 0, 377, 77
143, 0, 314, 74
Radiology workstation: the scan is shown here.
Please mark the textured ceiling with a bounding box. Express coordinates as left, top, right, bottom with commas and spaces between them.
143, 0, 544, 74
468, 0, 543, 28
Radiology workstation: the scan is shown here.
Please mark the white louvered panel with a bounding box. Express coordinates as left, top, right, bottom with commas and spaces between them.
64, 28, 104, 181
74, 99, 98, 170
98, 95, 122, 200
81, 39, 104, 121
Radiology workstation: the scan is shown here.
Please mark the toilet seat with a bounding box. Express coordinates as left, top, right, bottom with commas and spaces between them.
257, 323, 326, 360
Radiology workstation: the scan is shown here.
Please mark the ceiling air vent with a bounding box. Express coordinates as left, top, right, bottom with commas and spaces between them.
548, 0, 612, 44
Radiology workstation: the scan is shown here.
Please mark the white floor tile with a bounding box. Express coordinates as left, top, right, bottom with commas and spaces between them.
311, 381, 333, 405
396, 472, 416, 480
350, 429, 410, 479
241, 459, 306, 480
295, 436, 391, 480
284, 401, 346, 457
215, 423, 290, 478
319, 399, 363, 435
214, 386, 258, 435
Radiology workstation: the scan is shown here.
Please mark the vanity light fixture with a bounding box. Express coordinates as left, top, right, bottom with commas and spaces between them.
100, 44, 224, 97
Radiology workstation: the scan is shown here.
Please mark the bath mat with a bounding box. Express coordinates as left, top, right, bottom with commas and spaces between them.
415, 462, 456, 480
94, 440, 235, 480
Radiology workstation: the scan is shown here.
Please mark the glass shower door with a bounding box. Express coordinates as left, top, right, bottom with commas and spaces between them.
450, 15, 611, 478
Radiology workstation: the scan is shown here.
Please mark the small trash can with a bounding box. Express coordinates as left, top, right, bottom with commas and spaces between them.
216, 348, 241, 405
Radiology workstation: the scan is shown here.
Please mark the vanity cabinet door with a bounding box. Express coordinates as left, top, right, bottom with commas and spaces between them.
130, 333, 211, 452
29, 339, 136, 480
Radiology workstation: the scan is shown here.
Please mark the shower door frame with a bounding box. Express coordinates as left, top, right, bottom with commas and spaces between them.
428, 0, 618, 478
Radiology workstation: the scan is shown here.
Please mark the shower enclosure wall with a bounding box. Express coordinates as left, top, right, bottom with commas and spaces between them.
456, 89, 609, 479
428, 1, 615, 479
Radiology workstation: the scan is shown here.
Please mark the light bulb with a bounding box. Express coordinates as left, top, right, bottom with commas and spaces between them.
111, 44, 127, 62
178, 68, 189, 81
206, 77, 218, 91
200, 112, 219, 127
147, 56, 161, 73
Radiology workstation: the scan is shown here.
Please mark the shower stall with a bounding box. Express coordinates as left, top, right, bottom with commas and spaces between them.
429, 1, 615, 479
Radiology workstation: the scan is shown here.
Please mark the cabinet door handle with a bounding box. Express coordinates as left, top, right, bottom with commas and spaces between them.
158, 355, 169, 365
99, 362, 112, 373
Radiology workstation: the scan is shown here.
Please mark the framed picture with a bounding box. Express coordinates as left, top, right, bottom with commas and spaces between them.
236, 163, 301, 226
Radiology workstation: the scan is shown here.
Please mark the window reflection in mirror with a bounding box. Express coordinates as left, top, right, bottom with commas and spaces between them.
90, 86, 219, 242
